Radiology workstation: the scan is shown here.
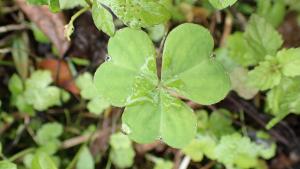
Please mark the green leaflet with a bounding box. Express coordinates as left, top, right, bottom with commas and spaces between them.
208, 0, 238, 9
32, 151, 58, 169
162, 24, 230, 105
248, 56, 282, 90
94, 23, 230, 148
266, 77, 300, 128
244, 15, 283, 59
27, 0, 60, 12
277, 48, 300, 77
109, 132, 135, 168
227, 32, 258, 67
256, 0, 286, 28
92, 0, 115, 36
0, 161, 17, 169
76, 73, 110, 114
100, 0, 171, 28
76, 146, 95, 169
8, 71, 70, 114
226, 15, 283, 67
122, 89, 197, 148
59, 0, 87, 9
248, 48, 300, 91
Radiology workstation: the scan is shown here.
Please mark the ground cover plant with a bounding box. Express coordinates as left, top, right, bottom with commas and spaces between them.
1, 0, 300, 169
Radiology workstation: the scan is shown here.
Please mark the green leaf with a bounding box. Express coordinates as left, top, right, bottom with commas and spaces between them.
256, 0, 286, 27
230, 67, 258, 99
162, 23, 231, 105
244, 15, 283, 59
59, 0, 87, 9
0, 161, 17, 169
8, 74, 23, 96
22, 70, 68, 111
12, 33, 29, 80
208, 0, 238, 9
101, 0, 171, 28
92, 0, 115, 36
215, 134, 259, 169
30, 23, 50, 43
94, 28, 157, 107
49, 0, 60, 12
183, 135, 217, 161
76, 146, 94, 169
76, 73, 99, 100
208, 109, 235, 138
123, 89, 196, 148
248, 56, 282, 90
76, 73, 110, 114
94, 24, 230, 148
32, 151, 58, 169
276, 48, 300, 77
87, 97, 110, 115
266, 77, 300, 128
227, 32, 258, 66
109, 133, 135, 168
36, 122, 63, 145
27, 0, 48, 5
154, 159, 173, 169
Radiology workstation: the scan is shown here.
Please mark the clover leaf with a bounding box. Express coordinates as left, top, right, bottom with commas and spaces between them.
76, 73, 110, 115
208, 0, 238, 9
100, 0, 171, 28
94, 23, 231, 148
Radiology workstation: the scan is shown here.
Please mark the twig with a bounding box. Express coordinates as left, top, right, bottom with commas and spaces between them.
220, 12, 233, 47
200, 161, 216, 169
0, 24, 27, 33
178, 156, 191, 169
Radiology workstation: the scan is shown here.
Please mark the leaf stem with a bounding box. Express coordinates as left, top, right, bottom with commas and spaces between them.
8, 148, 35, 162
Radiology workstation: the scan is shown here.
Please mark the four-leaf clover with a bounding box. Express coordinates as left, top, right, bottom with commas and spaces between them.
94, 23, 231, 148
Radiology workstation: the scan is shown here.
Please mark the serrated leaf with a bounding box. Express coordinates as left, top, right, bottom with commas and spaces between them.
227, 32, 258, 66
92, 0, 115, 36
276, 48, 300, 77
100, 0, 171, 28
0, 161, 17, 169
183, 135, 217, 161
162, 23, 231, 105
76, 146, 94, 169
208, 0, 237, 9
215, 134, 259, 169
248, 56, 282, 90
266, 77, 300, 128
256, 0, 286, 27
208, 109, 235, 138
244, 15, 283, 59
32, 151, 58, 169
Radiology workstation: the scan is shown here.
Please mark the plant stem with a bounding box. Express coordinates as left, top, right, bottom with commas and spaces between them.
71, 6, 90, 24
8, 148, 34, 162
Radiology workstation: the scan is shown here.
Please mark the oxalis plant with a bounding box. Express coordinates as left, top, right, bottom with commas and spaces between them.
94, 23, 231, 148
